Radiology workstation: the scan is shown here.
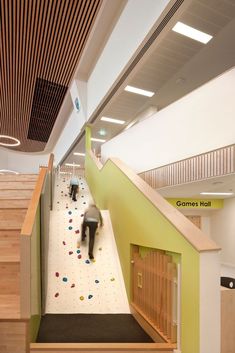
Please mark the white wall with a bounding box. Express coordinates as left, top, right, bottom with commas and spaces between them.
211, 197, 235, 267
101, 68, 235, 173
53, 79, 87, 165
200, 251, 220, 353
0, 147, 49, 173
87, 0, 170, 117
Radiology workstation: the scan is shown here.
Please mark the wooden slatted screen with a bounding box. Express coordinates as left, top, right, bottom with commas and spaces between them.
0, 0, 102, 152
139, 144, 235, 189
131, 245, 177, 343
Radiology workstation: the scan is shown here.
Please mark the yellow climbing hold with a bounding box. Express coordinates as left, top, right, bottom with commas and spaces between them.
110, 277, 115, 281
80, 296, 84, 301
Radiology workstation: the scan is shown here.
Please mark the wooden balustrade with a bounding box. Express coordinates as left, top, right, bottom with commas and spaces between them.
131, 246, 177, 343
139, 144, 235, 189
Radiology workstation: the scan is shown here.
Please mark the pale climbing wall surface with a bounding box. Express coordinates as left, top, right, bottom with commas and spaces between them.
45, 172, 130, 314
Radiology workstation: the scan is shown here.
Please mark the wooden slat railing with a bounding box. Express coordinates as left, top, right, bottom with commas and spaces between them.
131, 246, 177, 344
139, 144, 235, 189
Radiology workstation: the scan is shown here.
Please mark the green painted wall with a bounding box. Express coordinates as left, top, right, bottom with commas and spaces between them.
85, 153, 200, 353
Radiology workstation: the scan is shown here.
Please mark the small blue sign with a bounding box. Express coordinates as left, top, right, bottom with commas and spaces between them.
74, 97, 80, 112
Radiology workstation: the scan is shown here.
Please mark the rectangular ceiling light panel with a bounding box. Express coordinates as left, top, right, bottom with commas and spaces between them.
172, 22, 213, 44
73, 152, 85, 156
101, 117, 125, 124
200, 192, 234, 196
124, 85, 155, 97
91, 138, 106, 142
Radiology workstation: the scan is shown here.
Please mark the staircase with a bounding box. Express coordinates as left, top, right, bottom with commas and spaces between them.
0, 174, 38, 353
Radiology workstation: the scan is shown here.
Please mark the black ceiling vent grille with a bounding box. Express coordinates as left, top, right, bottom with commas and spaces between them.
27, 78, 68, 142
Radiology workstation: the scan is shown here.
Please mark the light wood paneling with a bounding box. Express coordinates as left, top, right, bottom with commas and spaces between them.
139, 144, 235, 188
0, 321, 27, 353
30, 342, 174, 352
221, 287, 235, 353
0, 263, 20, 294
0, 295, 20, 319
0, 230, 20, 262
0, 209, 27, 230
186, 216, 201, 229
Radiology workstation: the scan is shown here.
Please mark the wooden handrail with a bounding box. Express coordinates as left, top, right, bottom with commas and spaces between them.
20, 167, 47, 236
48, 153, 54, 173
89, 151, 220, 252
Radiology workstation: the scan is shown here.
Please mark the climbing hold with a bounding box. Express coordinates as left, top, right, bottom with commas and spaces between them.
95, 280, 99, 284
55, 272, 59, 277
91, 258, 96, 263
81, 195, 84, 198
62, 241, 66, 245
71, 284, 75, 288
55, 293, 59, 297
75, 229, 80, 234
98, 247, 102, 251
68, 211, 72, 215
69, 251, 73, 255
77, 254, 82, 259
80, 296, 84, 301
68, 226, 73, 230
62, 277, 68, 282
83, 202, 86, 205
80, 214, 84, 217
77, 241, 80, 248
85, 259, 90, 264
88, 294, 93, 299
110, 277, 115, 281
77, 249, 81, 254
69, 219, 72, 223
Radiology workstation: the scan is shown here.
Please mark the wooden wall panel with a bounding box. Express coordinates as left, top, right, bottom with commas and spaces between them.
0, 321, 28, 353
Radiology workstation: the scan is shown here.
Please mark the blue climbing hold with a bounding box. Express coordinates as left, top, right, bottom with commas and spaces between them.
68, 226, 73, 230
76, 249, 81, 254
62, 277, 68, 282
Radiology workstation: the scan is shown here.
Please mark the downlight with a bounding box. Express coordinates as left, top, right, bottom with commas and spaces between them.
0, 135, 21, 147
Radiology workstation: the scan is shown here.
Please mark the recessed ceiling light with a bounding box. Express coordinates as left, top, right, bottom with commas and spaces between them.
200, 192, 234, 196
73, 152, 85, 156
99, 128, 107, 136
0, 135, 21, 147
172, 21, 213, 44
124, 85, 155, 97
91, 138, 106, 143
0, 169, 19, 174
65, 163, 81, 167
101, 117, 125, 125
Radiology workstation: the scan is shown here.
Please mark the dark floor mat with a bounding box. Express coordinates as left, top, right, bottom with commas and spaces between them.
36, 314, 154, 343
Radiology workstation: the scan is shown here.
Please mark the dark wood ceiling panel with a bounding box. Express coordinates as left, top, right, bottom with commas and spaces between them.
0, 0, 102, 152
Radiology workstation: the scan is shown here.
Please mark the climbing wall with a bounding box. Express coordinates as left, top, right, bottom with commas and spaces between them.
45, 172, 130, 314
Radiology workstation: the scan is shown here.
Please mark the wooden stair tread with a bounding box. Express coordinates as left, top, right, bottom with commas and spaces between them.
0, 294, 20, 319
0, 199, 30, 209
0, 189, 33, 199
0, 181, 36, 190
0, 174, 38, 181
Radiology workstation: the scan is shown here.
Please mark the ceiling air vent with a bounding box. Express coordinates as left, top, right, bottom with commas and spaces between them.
27, 78, 68, 142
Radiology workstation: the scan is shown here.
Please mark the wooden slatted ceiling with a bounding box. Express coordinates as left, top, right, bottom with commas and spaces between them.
0, 0, 102, 152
